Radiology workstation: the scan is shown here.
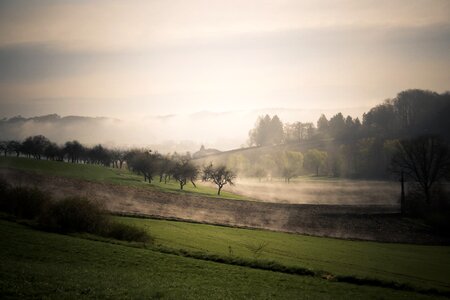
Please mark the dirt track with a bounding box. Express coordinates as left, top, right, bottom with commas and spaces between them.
1, 168, 448, 245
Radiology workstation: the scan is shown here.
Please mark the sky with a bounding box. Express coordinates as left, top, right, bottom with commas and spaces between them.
0, 0, 449, 149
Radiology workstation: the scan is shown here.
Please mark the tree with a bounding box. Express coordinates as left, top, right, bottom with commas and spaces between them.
317, 114, 329, 135
88, 145, 111, 166
390, 135, 450, 204
248, 115, 284, 146
7, 141, 22, 157
0, 141, 7, 156
21, 135, 51, 159
202, 164, 236, 195
328, 113, 346, 139
269, 115, 284, 145
64, 140, 85, 163
44, 143, 61, 161
304, 149, 328, 176
277, 151, 303, 183
172, 159, 198, 190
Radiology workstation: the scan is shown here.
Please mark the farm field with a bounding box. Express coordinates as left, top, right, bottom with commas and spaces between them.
0, 156, 447, 243
0, 156, 400, 206
0, 219, 437, 299
117, 216, 450, 293
0, 156, 245, 200
1, 156, 450, 298
228, 178, 399, 206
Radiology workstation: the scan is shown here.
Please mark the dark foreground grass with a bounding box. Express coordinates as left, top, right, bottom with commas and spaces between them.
117, 217, 450, 293
0, 220, 439, 299
0, 156, 246, 200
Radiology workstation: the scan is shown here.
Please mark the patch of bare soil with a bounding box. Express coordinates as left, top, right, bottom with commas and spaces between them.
1, 168, 448, 245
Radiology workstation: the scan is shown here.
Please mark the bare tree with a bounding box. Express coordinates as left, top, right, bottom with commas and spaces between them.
391, 135, 450, 205
7, 141, 22, 157
172, 159, 198, 190
202, 164, 236, 195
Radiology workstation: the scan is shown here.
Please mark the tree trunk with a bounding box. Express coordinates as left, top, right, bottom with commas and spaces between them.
217, 186, 222, 195
400, 171, 405, 214
191, 179, 197, 188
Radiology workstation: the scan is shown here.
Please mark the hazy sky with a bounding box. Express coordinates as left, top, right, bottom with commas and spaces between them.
0, 0, 449, 121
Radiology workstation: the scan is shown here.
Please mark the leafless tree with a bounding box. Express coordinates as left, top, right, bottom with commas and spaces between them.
391, 135, 450, 204
202, 164, 236, 195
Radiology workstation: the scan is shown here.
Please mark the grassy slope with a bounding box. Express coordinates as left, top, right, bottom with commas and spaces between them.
0, 156, 245, 200
117, 217, 450, 292
0, 220, 433, 300
2, 156, 450, 295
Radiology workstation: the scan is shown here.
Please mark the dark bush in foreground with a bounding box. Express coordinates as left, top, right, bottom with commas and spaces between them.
105, 222, 152, 243
0, 184, 51, 219
39, 197, 108, 233
38, 196, 152, 243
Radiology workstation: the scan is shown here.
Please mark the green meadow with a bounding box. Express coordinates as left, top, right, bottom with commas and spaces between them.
1, 156, 450, 298
0, 220, 442, 299
116, 217, 450, 293
0, 156, 245, 200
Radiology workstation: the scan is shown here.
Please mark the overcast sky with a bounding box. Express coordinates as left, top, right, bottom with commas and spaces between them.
0, 0, 449, 126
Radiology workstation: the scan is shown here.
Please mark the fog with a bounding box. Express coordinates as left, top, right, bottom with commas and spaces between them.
0, 106, 367, 152
216, 179, 399, 207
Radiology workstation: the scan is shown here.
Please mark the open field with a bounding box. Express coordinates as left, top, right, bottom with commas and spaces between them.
116, 217, 450, 293
227, 178, 399, 206
1, 156, 448, 244
0, 156, 400, 206
1, 157, 450, 298
1, 219, 439, 299
0, 156, 245, 200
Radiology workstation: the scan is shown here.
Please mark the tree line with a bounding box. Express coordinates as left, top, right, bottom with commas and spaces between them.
249, 89, 450, 147
0, 136, 235, 195
246, 89, 450, 179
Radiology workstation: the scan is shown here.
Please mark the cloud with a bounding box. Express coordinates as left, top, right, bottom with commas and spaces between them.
0, 0, 448, 121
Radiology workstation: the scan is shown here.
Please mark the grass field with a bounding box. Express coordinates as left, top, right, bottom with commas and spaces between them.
0, 219, 441, 299
2, 156, 450, 298
0, 156, 246, 200
116, 217, 450, 292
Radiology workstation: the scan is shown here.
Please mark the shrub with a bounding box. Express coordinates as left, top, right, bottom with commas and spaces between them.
0, 185, 51, 219
39, 196, 152, 243
39, 197, 108, 233
0, 181, 152, 243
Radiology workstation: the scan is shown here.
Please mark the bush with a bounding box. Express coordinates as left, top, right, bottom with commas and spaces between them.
39, 197, 108, 233
105, 222, 152, 243
0, 185, 51, 219
39, 196, 152, 243
0, 182, 152, 243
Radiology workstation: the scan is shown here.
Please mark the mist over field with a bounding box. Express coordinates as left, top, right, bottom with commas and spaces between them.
1, 1, 450, 298
227, 179, 399, 206
0, 106, 369, 152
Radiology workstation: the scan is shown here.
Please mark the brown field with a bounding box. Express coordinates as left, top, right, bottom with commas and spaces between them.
1, 168, 448, 245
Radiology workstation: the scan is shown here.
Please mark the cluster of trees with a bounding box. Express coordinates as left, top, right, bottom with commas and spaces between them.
0, 136, 236, 195
249, 90, 450, 147
245, 89, 450, 179
0, 136, 121, 167
219, 148, 328, 183
248, 115, 284, 146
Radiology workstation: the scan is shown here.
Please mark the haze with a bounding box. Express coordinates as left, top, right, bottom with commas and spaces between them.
0, 0, 449, 149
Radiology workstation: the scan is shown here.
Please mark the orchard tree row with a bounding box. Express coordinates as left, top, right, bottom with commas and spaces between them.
0, 136, 235, 195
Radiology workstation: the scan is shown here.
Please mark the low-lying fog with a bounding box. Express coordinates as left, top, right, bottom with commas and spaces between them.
223, 178, 400, 206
